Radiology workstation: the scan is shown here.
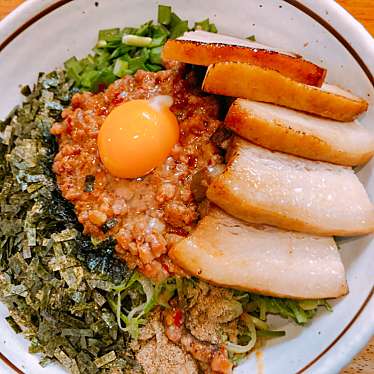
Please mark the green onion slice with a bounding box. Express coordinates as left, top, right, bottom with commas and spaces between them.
122, 34, 152, 47
158, 5, 172, 25
170, 20, 189, 39
113, 59, 130, 77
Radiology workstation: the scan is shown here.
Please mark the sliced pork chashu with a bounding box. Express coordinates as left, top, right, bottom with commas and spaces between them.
207, 137, 374, 236
170, 207, 347, 300
202, 62, 368, 122
162, 30, 326, 86
225, 99, 374, 166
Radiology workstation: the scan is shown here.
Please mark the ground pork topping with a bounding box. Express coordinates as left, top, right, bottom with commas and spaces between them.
52, 64, 223, 281
135, 310, 199, 374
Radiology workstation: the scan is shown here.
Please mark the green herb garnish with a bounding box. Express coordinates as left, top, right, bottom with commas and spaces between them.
157, 5, 172, 25
64, 5, 218, 92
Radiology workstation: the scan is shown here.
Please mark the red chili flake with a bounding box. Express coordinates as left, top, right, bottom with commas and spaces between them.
187, 155, 198, 168
71, 96, 81, 110
173, 309, 184, 328
97, 83, 107, 93
162, 263, 170, 273
66, 117, 73, 134
112, 93, 124, 106
71, 147, 81, 156
98, 106, 108, 116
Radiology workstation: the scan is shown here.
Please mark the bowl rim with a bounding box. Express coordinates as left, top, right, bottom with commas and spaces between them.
0, 1, 373, 373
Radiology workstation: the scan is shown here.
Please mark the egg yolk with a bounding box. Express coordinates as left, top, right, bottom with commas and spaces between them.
98, 96, 179, 179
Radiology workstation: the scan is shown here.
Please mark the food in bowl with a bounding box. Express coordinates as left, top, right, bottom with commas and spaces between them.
0, 4, 373, 374
51, 63, 224, 281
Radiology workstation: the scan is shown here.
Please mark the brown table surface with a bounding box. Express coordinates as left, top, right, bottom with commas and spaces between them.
0, 0, 373, 373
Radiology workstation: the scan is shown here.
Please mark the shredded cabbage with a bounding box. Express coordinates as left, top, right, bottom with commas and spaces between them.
107, 272, 177, 339
225, 313, 257, 354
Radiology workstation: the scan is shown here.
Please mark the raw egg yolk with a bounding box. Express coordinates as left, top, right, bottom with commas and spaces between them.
98, 96, 179, 179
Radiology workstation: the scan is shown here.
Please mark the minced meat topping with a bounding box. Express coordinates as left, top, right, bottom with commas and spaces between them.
52, 63, 224, 281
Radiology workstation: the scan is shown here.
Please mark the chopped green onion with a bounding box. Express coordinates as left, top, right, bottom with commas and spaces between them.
122, 34, 152, 47
122, 26, 137, 35
158, 5, 172, 25
80, 68, 116, 92
113, 59, 130, 77
150, 24, 169, 47
145, 63, 163, 72
194, 18, 217, 33
98, 28, 121, 42
64, 57, 83, 78
170, 20, 189, 39
96, 40, 107, 48
152, 24, 170, 38
127, 59, 144, 73
80, 70, 99, 89
149, 47, 163, 65
170, 12, 182, 29
61, 7, 219, 90
194, 19, 210, 31
209, 23, 218, 33
81, 55, 95, 66
97, 69, 117, 85
126, 48, 149, 71
65, 68, 80, 83
246, 35, 256, 42
93, 49, 111, 69
135, 21, 152, 36
110, 45, 134, 59
150, 36, 167, 48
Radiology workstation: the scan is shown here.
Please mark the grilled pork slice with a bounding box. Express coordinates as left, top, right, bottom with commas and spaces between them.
170, 207, 347, 299
207, 137, 374, 236
162, 30, 326, 86
225, 99, 374, 166
202, 62, 368, 122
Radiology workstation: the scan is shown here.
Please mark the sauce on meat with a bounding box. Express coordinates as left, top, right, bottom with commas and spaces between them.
52, 63, 223, 281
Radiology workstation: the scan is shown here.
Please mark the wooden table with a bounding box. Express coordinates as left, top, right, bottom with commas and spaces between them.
0, 0, 373, 373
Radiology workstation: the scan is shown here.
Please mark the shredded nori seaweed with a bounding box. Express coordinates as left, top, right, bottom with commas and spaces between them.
0, 70, 142, 373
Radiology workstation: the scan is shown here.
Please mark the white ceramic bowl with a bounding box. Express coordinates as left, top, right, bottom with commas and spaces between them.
0, 1, 373, 373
